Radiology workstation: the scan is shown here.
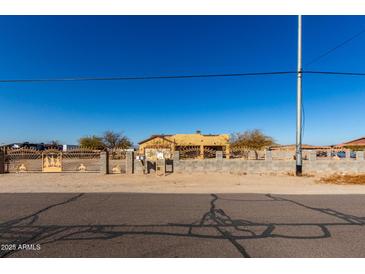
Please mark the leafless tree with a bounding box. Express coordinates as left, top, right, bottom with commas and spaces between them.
102, 131, 132, 149
230, 129, 276, 159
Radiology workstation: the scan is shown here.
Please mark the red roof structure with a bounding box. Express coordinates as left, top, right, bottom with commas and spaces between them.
337, 137, 365, 147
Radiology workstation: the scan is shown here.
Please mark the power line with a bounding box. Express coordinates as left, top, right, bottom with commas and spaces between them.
0, 71, 296, 83
2, 70, 365, 83
305, 70, 365, 76
305, 27, 365, 67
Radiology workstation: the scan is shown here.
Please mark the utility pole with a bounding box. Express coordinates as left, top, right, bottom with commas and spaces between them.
296, 15, 303, 176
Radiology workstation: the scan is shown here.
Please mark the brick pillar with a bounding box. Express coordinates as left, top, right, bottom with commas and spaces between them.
100, 151, 109, 175
265, 150, 272, 161
216, 151, 223, 160
126, 151, 134, 174
0, 150, 5, 174
309, 150, 316, 161
356, 151, 364, 161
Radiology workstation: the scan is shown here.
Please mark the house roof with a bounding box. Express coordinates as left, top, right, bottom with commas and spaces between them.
138, 133, 229, 145
337, 137, 365, 147
138, 135, 174, 145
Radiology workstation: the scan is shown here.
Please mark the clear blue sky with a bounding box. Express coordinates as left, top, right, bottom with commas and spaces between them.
0, 16, 364, 146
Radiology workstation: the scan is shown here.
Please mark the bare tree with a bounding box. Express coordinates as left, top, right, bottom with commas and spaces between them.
230, 129, 276, 159
102, 131, 132, 149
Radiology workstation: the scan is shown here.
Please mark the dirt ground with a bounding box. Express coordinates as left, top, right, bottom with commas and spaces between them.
1, 172, 365, 194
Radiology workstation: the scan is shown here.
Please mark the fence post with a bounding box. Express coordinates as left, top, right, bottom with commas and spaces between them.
309, 150, 316, 161
356, 151, 364, 161
265, 150, 272, 161
345, 149, 351, 160
0, 150, 5, 174
126, 151, 134, 174
173, 151, 180, 173
216, 151, 223, 160
156, 159, 166, 176
100, 151, 109, 175
173, 151, 180, 161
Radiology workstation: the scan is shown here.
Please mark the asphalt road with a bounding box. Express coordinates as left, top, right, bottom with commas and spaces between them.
0, 192, 365, 258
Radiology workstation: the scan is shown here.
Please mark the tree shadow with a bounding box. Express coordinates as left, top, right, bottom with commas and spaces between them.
0, 193, 364, 258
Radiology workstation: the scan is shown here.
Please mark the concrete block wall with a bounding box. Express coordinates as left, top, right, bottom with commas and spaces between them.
172, 150, 365, 175
174, 158, 295, 174
0, 150, 4, 174
2, 149, 364, 175
303, 159, 365, 174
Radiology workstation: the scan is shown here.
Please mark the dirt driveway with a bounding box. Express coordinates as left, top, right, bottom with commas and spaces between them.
1, 172, 365, 194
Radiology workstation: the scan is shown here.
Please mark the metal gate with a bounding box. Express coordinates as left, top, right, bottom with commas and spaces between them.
5, 148, 42, 172
4, 147, 101, 173
108, 148, 127, 174
62, 148, 101, 172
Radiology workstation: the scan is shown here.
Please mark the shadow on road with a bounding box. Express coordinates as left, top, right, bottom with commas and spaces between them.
0, 193, 364, 257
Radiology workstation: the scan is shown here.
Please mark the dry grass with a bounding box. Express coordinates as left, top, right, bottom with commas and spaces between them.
320, 174, 365, 185
285, 171, 315, 177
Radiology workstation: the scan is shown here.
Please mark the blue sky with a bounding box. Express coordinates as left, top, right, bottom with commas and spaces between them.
0, 15, 364, 146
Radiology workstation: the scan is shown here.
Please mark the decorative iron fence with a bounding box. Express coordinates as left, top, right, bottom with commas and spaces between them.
108, 148, 127, 174
177, 146, 200, 159
4, 147, 101, 173
5, 148, 42, 172
42, 149, 62, 172
203, 147, 217, 159
226, 147, 249, 159
176, 146, 267, 160
62, 148, 101, 172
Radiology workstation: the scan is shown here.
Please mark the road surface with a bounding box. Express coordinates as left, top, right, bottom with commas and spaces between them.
0, 193, 364, 257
